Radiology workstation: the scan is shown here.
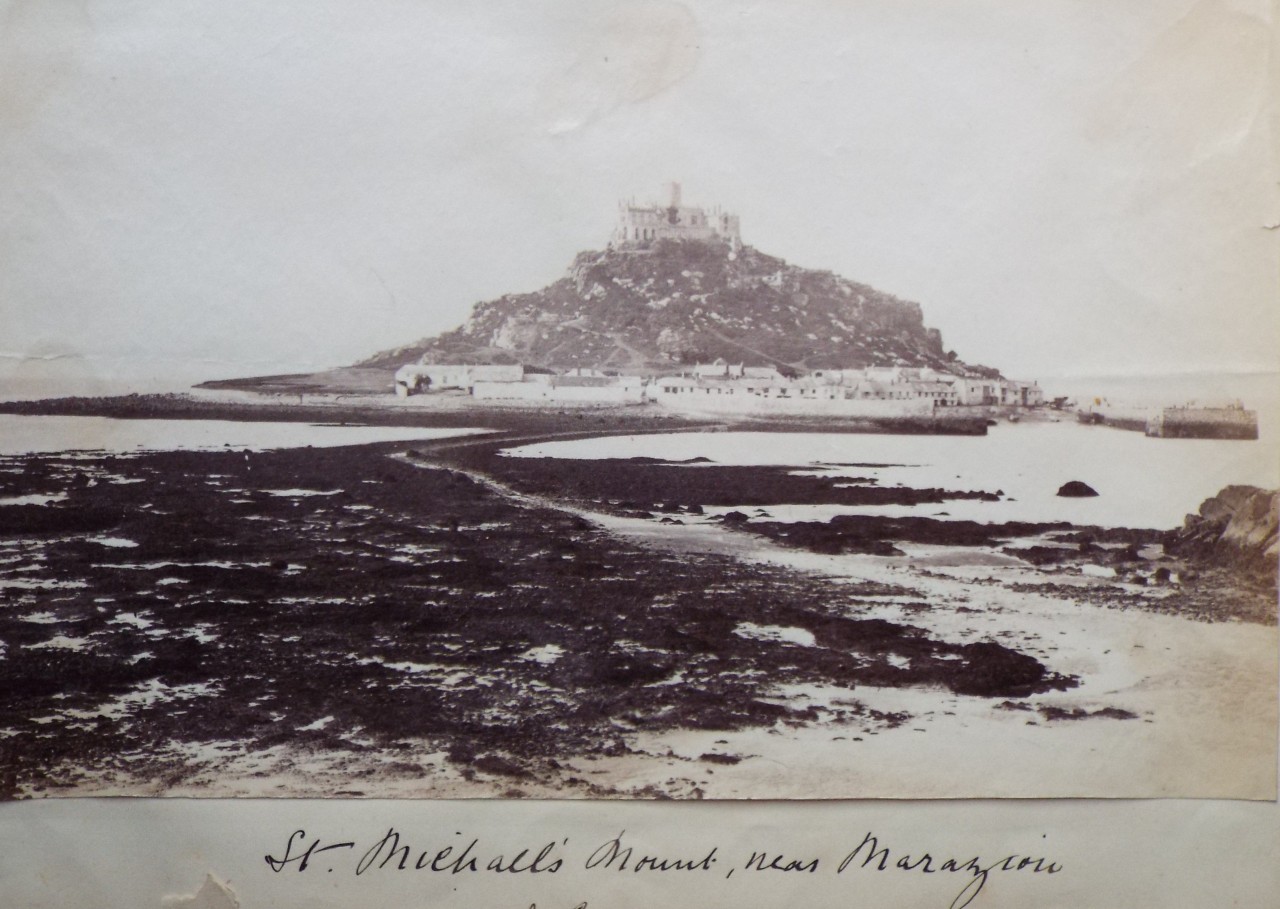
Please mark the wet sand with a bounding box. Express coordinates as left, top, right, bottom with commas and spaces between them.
453, 437, 1276, 798
0, 415, 1274, 799
1, 431, 1068, 800
571, 516, 1277, 798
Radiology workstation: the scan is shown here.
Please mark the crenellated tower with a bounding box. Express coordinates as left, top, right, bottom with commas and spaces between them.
612, 182, 741, 249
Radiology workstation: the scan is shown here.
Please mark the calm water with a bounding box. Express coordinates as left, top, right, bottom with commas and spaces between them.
0, 355, 331, 402
3, 366, 1275, 528
506, 421, 1279, 530
0, 415, 487, 456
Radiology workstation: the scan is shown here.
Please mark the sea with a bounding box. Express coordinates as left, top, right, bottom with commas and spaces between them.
0, 416, 487, 456
506, 421, 1278, 530
503, 370, 1280, 531
1, 366, 1275, 532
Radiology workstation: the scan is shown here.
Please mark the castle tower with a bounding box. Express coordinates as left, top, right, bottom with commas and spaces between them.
611, 183, 740, 249
665, 181, 681, 226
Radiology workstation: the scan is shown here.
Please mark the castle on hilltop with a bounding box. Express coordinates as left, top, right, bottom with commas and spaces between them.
612, 182, 741, 249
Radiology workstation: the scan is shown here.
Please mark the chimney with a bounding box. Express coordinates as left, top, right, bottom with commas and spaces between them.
667, 181, 682, 209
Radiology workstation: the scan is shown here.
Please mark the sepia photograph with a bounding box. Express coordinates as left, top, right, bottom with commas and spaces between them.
1, 0, 1276, 804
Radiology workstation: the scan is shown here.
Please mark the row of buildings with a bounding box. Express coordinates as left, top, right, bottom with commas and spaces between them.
392, 184, 1050, 416
393, 360, 1044, 414
685, 363, 1044, 407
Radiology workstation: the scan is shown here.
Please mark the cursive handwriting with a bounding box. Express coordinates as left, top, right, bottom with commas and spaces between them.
263, 830, 355, 872
262, 826, 1062, 906
837, 831, 1062, 909
265, 828, 565, 876
585, 832, 718, 873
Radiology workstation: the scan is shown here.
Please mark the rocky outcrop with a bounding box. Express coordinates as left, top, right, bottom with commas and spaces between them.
1167, 485, 1278, 588
1056, 481, 1099, 498
361, 239, 999, 376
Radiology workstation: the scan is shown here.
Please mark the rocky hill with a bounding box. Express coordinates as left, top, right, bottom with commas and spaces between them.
362, 239, 998, 376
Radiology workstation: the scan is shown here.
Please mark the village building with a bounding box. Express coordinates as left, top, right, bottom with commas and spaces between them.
394, 360, 644, 404
612, 182, 741, 249
645, 373, 935, 417
393, 358, 1041, 413
1000, 380, 1045, 407
861, 366, 914, 385
810, 369, 859, 386
908, 380, 960, 407
472, 373, 644, 404
951, 377, 1002, 406
691, 360, 745, 379
644, 362, 1042, 411
394, 363, 524, 397
685, 361, 786, 381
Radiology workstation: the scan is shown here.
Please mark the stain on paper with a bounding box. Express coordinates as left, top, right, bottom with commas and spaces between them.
538, 2, 701, 134
162, 873, 240, 909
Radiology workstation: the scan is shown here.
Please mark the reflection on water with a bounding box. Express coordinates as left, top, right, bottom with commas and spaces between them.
506, 422, 1279, 530
0, 414, 487, 456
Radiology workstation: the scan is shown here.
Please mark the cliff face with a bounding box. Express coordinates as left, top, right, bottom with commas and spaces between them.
1168, 486, 1279, 588
363, 239, 997, 375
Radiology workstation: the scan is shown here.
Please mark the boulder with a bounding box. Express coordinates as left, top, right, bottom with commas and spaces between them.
1167, 485, 1278, 588
1056, 481, 1099, 497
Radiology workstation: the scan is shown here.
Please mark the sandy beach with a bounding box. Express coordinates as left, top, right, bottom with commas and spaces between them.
570, 515, 1277, 798
1, 406, 1273, 800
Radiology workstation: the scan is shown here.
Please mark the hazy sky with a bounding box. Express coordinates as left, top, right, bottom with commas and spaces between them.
1, 0, 1276, 387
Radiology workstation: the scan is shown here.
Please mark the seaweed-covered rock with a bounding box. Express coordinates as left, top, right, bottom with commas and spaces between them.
948, 642, 1057, 697
1056, 480, 1098, 497
1167, 485, 1278, 588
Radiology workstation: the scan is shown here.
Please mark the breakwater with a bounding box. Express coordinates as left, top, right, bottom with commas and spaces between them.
1078, 404, 1259, 440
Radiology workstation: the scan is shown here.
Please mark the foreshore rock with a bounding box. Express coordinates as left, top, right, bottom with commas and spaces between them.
1056, 480, 1099, 497
1167, 485, 1278, 588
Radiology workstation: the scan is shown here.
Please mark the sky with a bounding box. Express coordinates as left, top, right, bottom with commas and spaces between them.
1, 0, 1276, 391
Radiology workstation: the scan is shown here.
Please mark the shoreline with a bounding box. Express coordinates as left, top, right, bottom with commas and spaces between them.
0, 389, 999, 436
0, 435, 1074, 800
0, 406, 1274, 799
421, 431, 1276, 624
429, 451, 1276, 798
